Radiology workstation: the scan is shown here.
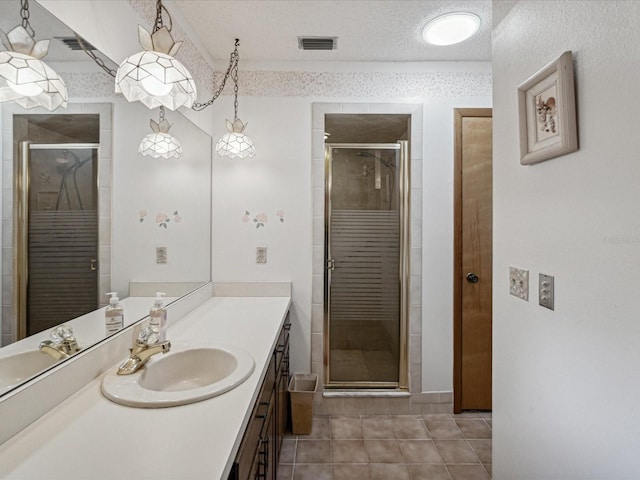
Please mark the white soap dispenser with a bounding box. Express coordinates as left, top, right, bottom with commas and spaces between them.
105, 292, 124, 336
149, 292, 167, 341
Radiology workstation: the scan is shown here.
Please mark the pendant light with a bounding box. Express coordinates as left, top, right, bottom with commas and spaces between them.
211, 40, 255, 159
139, 106, 183, 159
0, 0, 67, 110
115, 0, 196, 111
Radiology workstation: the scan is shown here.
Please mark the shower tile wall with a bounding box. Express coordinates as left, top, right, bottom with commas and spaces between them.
311, 103, 436, 414
0, 103, 112, 346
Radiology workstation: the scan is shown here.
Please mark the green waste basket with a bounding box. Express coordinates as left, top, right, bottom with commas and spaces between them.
288, 373, 318, 435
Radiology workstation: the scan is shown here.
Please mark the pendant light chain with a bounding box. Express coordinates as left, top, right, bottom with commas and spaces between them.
192, 39, 240, 112
159, 106, 166, 123
20, 0, 35, 38
232, 48, 239, 121
153, 0, 172, 33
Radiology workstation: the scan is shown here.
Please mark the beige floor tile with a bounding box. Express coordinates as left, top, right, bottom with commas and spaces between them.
455, 420, 492, 439
424, 419, 464, 440
279, 438, 296, 464
332, 440, 370, 463
296, 439, 332, 464
365, 439, 403, 463
277, 464, 294, 480
331, 417, 363, 439
293, 464, 332, 480
393, 418, 430, 439
447, 464, 491, 480
333, 464, 371, 480
398, 439, 443, 463
433, 440, 481, 464
307, 417, 332, 439
362, 417, 395, 439
370, 463, 411, 480
467, 439, 492, 464
407, 464, 452, 480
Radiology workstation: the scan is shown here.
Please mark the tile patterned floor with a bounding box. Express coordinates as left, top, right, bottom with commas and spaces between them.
277, 413, 491, 480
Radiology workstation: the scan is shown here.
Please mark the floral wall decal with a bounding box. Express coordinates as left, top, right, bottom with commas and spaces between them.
254, 212, 268, 229
139, 210, 181, 228
242, 210, 285, 229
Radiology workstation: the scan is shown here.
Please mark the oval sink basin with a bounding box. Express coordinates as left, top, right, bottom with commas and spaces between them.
101, 344, 255, 408
0, 350, 60, 395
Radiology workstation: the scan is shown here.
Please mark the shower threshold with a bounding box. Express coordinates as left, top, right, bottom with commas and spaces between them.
323, 390, 410, 398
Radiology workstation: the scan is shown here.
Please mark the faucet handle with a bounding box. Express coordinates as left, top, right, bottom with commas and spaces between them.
50, 324, 74, 343
137, 325, 160, 346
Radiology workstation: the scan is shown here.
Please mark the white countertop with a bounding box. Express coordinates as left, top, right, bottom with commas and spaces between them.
0, 296, 291, 480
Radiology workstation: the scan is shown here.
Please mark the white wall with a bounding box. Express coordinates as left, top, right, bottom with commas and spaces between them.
210, 62, 491, 389
492, 1, 640, 478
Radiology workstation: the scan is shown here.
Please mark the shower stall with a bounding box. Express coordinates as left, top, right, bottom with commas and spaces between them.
324, 142, 409, 389
15, 142, 99, 337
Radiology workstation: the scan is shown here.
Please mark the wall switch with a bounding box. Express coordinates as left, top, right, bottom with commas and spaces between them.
509, 267, 529, 301
256, 247, 267, 264
156, 246, 167, 264
539, 274, 554, 310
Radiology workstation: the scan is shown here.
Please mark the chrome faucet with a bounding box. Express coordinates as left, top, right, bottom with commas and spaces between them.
117, 325, 171, 375
40, 325, 80, 360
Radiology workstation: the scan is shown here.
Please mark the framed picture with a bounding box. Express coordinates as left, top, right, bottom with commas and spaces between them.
518, 51, 578, 165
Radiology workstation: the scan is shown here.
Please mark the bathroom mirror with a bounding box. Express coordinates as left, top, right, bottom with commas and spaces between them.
0, 1, 212, 396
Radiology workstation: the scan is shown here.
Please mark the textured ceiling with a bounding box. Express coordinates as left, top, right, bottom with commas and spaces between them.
169, 0, 492, 62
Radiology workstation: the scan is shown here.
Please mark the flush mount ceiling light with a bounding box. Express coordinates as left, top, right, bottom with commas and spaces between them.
422, 12, 481, 46
139, 106, 183, 159
115, 0, 196, 111
209, 39, 255, 160
0, 0, 68, 110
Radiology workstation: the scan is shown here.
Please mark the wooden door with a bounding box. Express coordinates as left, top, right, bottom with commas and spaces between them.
453, 109, 493, 412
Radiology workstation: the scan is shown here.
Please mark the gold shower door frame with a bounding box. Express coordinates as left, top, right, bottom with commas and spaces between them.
323, 141, 410, 389
15, 141, 100, 340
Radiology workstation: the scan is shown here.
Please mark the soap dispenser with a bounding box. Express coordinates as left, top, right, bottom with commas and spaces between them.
105, 292, 124, 336
149, 292, 167, 341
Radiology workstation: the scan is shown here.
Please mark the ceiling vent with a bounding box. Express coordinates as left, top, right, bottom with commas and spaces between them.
55, 36, 97, 51
298, 36, 338, 51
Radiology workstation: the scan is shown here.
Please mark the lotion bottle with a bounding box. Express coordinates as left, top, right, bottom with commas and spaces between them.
105, 292, 124, 336
149, 292, 167, 341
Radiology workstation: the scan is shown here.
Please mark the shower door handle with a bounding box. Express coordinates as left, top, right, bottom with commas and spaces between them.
90, 259, 98, 271
326, 259, 335, 271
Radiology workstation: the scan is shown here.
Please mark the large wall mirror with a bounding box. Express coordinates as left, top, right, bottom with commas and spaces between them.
0, 1, 212, 396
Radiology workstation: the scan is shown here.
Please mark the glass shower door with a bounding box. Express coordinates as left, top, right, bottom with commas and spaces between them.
16, 143, 100, 336
324, 142, 409, 388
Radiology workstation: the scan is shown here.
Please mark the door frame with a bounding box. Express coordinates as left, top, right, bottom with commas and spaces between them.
453, 108, 492, 413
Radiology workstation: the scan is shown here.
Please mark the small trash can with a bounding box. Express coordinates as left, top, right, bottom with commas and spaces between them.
288, 373, 318, 435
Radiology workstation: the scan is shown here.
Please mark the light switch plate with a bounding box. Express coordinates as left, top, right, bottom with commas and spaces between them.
539, 273, 554, 310
156, 246, 167, 264
509, 266, 529, 301
256, 247, 267, 264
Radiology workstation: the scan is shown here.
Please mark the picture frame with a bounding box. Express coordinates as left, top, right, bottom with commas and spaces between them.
518, 51, 578, 165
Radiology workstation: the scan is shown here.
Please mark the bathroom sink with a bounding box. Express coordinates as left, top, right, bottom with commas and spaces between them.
0, 350, 60, 394
101, 344, 255, 408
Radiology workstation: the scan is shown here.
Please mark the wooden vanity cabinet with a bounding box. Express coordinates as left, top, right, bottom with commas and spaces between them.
228, 312, 290, 480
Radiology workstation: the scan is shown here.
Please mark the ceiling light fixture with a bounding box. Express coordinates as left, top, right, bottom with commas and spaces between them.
115, 0, 196, 111
0, 0, 68, 110
198, 39, 255, 160
139, 106, 182, 159
422, 12, 481, 46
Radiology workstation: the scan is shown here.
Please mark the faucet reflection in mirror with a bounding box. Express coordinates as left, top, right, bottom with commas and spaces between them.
115, 0, 196, 111
139, 106, 182, 159
0, 0, 67, 111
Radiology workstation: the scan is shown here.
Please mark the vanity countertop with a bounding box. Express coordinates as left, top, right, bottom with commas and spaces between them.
0, 295, 291, 480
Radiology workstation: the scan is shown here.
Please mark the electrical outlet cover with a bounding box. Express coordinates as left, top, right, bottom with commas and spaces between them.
509, 266, 529, 301
256, 247, 267, 264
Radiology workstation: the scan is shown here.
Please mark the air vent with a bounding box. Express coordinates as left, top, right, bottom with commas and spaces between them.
298, 36, 338, 51
55, 36, 97, 51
